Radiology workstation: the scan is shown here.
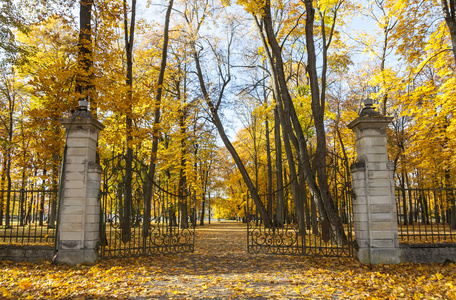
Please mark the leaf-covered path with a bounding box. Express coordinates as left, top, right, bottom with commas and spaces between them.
1, 221, 456, 299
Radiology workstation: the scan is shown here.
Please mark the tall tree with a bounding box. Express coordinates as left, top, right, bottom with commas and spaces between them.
143, 0, 174, 235
303, 0, 347, 243
0, 66, 17, 226
184, 0, 272, 226
240, 0, 347, 242
75, 0, 94, 109
121, 0, 137, 243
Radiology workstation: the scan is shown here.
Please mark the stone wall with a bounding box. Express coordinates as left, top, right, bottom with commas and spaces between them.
0, 245, 54, 263
400, 244, 456, 264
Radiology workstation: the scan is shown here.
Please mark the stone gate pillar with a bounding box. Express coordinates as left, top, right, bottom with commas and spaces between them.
57, 103, 104, 264
348, 99, 399, 264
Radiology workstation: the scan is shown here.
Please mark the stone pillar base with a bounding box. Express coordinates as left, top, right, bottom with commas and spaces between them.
57, 249, 98, 265
358, 248, 400, 264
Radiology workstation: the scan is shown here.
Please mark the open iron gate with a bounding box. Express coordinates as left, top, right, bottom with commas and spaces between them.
247, 185, 354, 257
99, 154, 195, 259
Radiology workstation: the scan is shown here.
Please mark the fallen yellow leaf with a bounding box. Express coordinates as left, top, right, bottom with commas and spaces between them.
19, 279, 33, 290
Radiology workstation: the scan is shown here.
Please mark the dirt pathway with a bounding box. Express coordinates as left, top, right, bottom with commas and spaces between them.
122, 221, 350, 299
195, 221, 246, 256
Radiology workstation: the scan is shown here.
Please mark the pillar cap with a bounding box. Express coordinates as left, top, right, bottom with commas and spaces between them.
348, 116, 393, 130
59, 110, 105, 131
359, 98, 381, 117
348, 99, 392, 130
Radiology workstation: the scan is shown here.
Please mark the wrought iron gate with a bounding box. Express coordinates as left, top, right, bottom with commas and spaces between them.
247, 184, 354, 257
99, 154, 195, 258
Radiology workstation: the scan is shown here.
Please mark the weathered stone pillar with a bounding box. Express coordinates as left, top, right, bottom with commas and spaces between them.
348, 99, 399, 264
57, 105, 104, 264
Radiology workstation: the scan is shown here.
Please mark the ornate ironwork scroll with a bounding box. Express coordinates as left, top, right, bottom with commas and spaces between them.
248, 224, 303, 255
146, 227, 194, 254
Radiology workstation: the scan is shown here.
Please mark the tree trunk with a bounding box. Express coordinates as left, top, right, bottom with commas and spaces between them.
283, 169, 289, 224
265, 113, 273, 222
0, 151, 5, 226
19, 119, 28, 227
39, 169, 46, 226
4, 84, 14, 227
178, 177, 188, 229
274, 107, 283, 226
444, 168, 456, 229
47, 152, 59, 228
75, 0, 93, 108
400, 172, 408, 225
121, 0, 137, 244
208, 191, 211, 224
441, 0, 456, 61
304, 0, 347, 245
178, 102, 188, 229
19, 172, 25, 226
143, 0, 173, 235
253, 117, 260, 210
200, 168, 209, 226
191, 41, 272, 227
200, 191, 205, 226
24, 169, 37, 225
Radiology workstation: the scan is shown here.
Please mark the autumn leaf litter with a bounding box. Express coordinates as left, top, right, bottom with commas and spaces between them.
1, 222, 455, 299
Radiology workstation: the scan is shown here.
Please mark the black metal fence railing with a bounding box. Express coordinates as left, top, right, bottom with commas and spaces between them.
99, 154, 195, 259
306, 184, 354, 257
396, 188, 456, 244
0, 189, 58, 246
247, 183, 354, 257
2, 185, 455, 249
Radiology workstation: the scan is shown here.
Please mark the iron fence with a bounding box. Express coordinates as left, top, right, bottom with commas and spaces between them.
396, 188, 456, 244
0, 189, 58, 245
303, 184, 354, 257
247, 183, 354, 257
99, 154, 195, 259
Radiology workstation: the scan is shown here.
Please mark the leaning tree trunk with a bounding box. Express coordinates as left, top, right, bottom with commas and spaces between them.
191, 45, 272, 227
303, 0, 347, 245
252, 0, 347, 244
252, 15, 305, 231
